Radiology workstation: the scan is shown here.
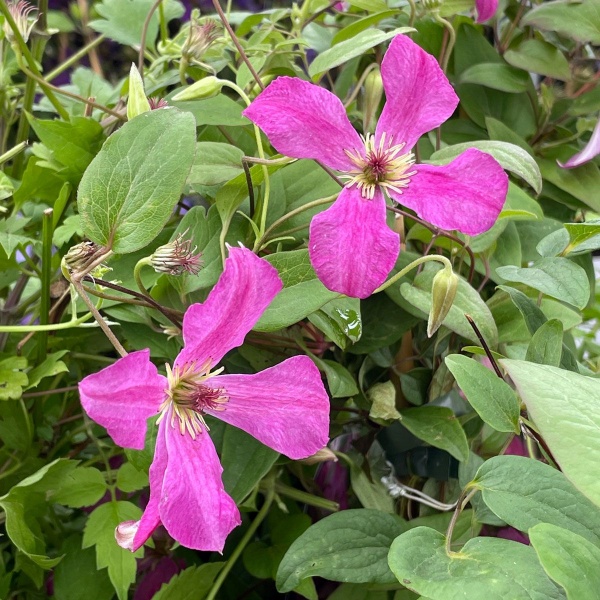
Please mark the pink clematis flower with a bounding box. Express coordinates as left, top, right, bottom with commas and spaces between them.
475, 0, 498, 22
243, 35, 508, 298
78, 247, 330, 552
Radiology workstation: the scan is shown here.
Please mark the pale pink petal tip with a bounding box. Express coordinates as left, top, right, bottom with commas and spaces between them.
242, 76, 363, 172
376, 35, 459, 151
392, 148, 508, 236
309, 187, 399, 299
475, 0, 498, 22
558, 119, 600, 169
176, 246, 282, 369
78, 349, 166, 450
115, 521, 139, 551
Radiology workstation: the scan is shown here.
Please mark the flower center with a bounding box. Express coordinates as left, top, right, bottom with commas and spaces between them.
343, 132, 416, 199
158, 360, 228, 438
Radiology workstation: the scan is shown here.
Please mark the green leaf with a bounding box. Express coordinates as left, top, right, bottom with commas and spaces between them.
90, 0, 184, 47
500, 183, 543, 221
368, 381, 400, 421
472, 455, 600, 547
313, 356, 359, 398
496, 258, 590, 309
400, 265, 498, 348
27, 115, 104, 184
530, 524, 600, 600
496, 285, 547, 335
522, 0, 600, 44
430, 141, 542, 194
218, 422, 278, 503
50, 466, 107, 508
537, 158, 600, 213
256, 250, 339, 331
115, 462, 148, 493
53, 536, 114, 600
276, 509, 406, 592
0, 356, 29, 400
308, 296, 362, 350
564, 220, 600, 254
525, 319, 563, 367
78, 108, 196, 253
400, 406, 469, 462
153, 563, 224, 600
504, 40, 571, 81
187, 142, 244, 188
460, 63, 531, 93
171, 93, 248, 127
501, 360, 600, 508
445, 354, 520, 433
82, 501, 143, 600
0, 459, 77, 568
308, 27, 413, 78
388, 527, 565, 600
26, 351, 69, 389
332, 10, 399, 45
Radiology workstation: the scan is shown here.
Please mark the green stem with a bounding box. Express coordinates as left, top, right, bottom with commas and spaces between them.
0, 2, 69, 120
45, 34, 106, 82
373, 254, 452, 294
271, 482, 339, 511
205, 482, 276, 600
254, 194, 337, 252
221, 80, 272, 249
0, 309, 93, 333
38, 208, 54, 361
0, 140, 27, 166
133, 257, 153, 297
445, 488, 477, 554
434, 14, 456, 74
70, 279, 128, 357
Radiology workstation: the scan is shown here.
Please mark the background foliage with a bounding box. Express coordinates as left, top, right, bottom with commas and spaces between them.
1, 0, 600, 598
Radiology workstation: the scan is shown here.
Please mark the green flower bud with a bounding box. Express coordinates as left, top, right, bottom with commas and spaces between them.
172, 76, 224, 101
427, 265, 459, 337
127, 63, 151, 120
64, 241, 101, 273
363, 66, 384, 134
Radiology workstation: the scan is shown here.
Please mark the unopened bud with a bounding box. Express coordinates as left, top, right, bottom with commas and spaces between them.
182, 19, 221, 63
148, 97, 168, 110
422, 0, 444, 14
115, 520, 138, 551
127, 63, 151, 120
150, 232, 202, 275
172, 76, 224, 101
427, 265, 459, 337
301, 447, 338, 465
363, 66, 384, 134
64, 241, 101, 273
2, 0, 38, 44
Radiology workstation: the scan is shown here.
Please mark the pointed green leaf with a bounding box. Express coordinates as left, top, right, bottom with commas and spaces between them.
525, 319, 563, 367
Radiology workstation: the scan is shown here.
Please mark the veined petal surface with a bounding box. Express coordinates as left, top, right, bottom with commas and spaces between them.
208, 355, 330, 459
476, 0, 498, 22
390, 148, 508, 235
309, 187, 399, 298
376, 35, 459, 151
243, 76, 363, 172
78, 349, 166, 450
559, 118, 600, 168
176, 247, 282, 370
161, 411, 241, 552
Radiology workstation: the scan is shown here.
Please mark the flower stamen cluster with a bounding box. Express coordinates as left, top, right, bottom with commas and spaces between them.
160, 361, 228, 438
343, 133, 416, 199
150, 232, 202, 275
182, 19, 221, 63
3, 0, 38, 44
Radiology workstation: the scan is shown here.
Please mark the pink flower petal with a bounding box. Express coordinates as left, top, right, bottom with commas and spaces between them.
476, 0, 498, 22
389, 148, 508, 235
558, 119, 600, 168
118, 421, 169, 551
308, 186, 399, 298
208, 356, 330, 459
78, 350, 166, 450
175, 247, 282, 370
376, 35, 459, 151
242, 76, 363, 172
160, 412, 241, 552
